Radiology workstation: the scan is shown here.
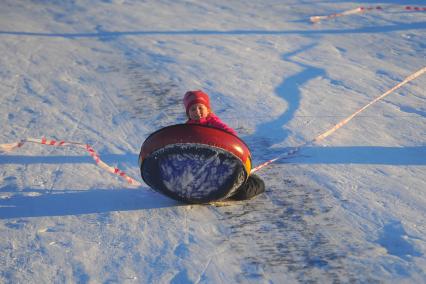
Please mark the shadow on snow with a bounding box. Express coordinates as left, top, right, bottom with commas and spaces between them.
250, 43, 325, 146
377, 220, 423, 262
0, 187, 178, 219
291, 146, 426, 165
2, 145, 426, 168
0, 22, 425, 38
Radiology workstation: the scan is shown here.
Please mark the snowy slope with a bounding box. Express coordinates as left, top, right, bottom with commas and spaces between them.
1, 0, 425, 282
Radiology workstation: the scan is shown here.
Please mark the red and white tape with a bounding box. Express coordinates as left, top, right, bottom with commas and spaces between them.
310, 5, 426, 23
2, 66, 425, 179
251, 66, 426, 173
0, 137, 142, 187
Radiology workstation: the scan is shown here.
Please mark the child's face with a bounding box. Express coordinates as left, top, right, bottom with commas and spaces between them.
188, 103, 209, 120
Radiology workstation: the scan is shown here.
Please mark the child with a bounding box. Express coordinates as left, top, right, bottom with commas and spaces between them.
183, 90, 265, 201
183, 90, 237, 136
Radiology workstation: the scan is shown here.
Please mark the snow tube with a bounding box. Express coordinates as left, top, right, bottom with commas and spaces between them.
139, 124, 252, 204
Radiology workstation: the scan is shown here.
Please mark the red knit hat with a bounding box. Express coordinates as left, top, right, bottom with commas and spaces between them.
183, 90, 211, 115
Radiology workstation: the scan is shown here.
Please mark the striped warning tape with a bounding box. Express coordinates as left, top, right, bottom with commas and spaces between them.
2, 67, 425, 180
310, 5, 426, 23
0, 137, 142, 187
251, 66, 426, 173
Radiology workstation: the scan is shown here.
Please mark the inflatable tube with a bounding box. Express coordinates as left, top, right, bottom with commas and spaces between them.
139, 124, 252, 204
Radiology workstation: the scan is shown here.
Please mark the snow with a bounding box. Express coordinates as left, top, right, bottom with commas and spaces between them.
156, 144, 244, 201
0, 0, 425, 282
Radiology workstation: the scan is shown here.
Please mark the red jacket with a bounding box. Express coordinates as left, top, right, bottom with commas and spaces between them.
186, 113, 238, 136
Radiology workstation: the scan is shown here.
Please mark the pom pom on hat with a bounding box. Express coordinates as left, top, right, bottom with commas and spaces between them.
183, 90, 211, 115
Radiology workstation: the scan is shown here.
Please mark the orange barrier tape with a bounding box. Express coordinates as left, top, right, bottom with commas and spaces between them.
0, 138, 142, 187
